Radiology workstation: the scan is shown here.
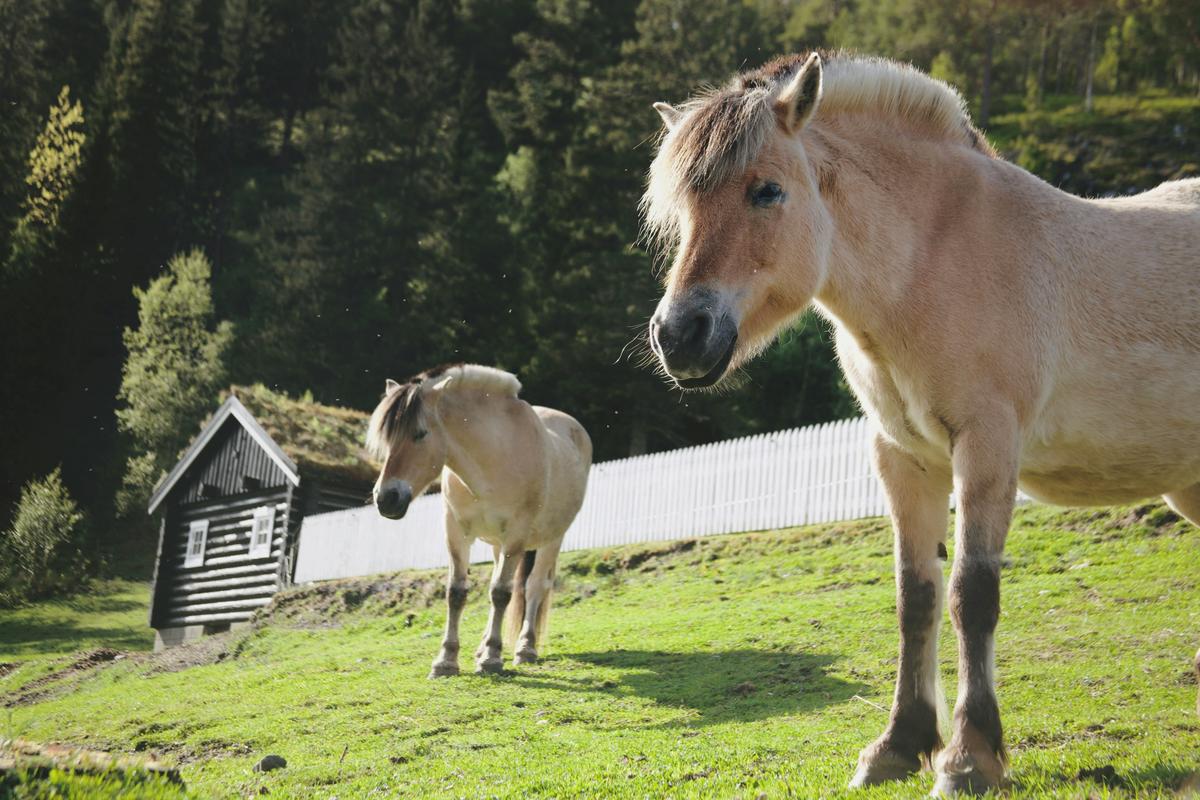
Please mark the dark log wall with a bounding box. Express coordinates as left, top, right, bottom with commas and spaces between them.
178, 420, 289, 503
158, 488, 292, 627
151, 419, 377, 634
310, 480, 373, 515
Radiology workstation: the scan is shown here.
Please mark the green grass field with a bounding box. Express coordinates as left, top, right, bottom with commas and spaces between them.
2, 502, 1198, 798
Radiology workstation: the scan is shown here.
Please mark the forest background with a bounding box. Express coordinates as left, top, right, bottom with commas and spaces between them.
1, 0, 1197, 585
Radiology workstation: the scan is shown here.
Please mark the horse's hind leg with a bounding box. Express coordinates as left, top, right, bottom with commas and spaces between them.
514, 545, 560, 665
851, 435, 951, 787
475, 550, 521, 674
430, 512, 470, 678
1164, 482, 1200, 527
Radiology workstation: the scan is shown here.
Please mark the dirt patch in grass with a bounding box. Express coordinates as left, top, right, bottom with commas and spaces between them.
0, 737, 184, 790
127, 733, 254, 767
1055, 502, 1188, 541
260, 574, 446, 627
2, 648, 124, 707
139, 630, 246, 675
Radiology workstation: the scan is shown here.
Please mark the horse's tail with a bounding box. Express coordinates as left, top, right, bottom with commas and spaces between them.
505, 549, 554, 652
504, 550, 537, 647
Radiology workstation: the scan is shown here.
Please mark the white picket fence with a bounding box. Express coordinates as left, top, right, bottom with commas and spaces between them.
293, 416, 888, 583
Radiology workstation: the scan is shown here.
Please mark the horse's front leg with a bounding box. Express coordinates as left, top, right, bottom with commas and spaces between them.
430, 514, 470, 678
475, 550, 520, 674
933, 412, 1019, 796
852, 435, 951, 787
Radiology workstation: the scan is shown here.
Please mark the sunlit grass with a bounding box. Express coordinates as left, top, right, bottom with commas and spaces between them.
2, 502, 1198, 798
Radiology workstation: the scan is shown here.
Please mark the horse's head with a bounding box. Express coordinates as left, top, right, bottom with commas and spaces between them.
644, 52, 831, 389
366, 371, 454, 520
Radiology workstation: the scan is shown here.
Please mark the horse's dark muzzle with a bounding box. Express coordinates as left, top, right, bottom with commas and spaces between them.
650, 289, 738, 389
376, 479, 413, 520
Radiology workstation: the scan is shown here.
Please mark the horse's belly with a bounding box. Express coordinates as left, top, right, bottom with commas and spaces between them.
1018, 463, 1197, 506
1022, 356, 1200, 503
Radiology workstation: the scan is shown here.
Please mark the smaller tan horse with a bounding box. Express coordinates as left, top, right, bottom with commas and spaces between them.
367, 364, 592, 676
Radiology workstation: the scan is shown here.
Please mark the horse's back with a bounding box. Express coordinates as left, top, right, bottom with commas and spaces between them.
530, 405, 592, 534
1134, 177, 1200, 208
533, 406, 591, 456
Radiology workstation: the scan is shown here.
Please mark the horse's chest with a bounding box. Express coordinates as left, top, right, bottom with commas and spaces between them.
452, 503, 510, 543
836, 333, 950, 462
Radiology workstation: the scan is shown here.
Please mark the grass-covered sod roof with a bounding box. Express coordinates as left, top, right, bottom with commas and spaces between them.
227, 384, 378, 485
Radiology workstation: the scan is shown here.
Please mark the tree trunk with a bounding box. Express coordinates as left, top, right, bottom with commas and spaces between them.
980, 21, 995, 128
1037, 20, 1049, 104
1085, 16, 1098, 113
1054, 22, 1064, 94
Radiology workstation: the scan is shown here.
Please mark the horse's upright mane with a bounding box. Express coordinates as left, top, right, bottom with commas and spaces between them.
643, 52, 994, 249
366, 364, 521, 458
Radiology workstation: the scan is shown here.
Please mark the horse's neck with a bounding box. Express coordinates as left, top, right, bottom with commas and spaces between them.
437, 391, 515, 497
808, 120, 1048, 337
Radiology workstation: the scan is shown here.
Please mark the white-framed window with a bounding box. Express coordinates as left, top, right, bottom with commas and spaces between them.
185, 520, 209, 568
250, 506, 275, 558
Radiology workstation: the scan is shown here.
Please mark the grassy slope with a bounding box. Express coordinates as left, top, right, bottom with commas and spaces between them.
0, 579, 154, 663
987, 92, 1200, 195
2, 502, 1198, 799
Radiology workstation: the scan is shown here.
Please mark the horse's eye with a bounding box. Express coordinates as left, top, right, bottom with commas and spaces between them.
750, 182, 785, 208
413, 429, 428, 442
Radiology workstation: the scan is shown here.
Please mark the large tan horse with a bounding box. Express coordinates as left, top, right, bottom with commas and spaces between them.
645, 52, 1200, 795
367, 364, 592, 676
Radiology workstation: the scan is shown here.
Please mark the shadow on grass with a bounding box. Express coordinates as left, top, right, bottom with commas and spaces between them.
1017, 763, 1200, 797
547, 648, 867, 727
0, 596, 153, 659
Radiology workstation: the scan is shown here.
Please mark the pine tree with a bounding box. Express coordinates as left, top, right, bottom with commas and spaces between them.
115, 249, 233, 515
5, 86, 86, 277
104, 0, 205, 277
0, 0, 51, 254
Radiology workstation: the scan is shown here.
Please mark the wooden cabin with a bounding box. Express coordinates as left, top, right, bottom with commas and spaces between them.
147, 385, 377, 650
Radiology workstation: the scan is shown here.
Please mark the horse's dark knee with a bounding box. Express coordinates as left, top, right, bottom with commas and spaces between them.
447, 584, 467, 612
949, 558, 999, 636
898, 568, 937, 637
490, 584, 512, 608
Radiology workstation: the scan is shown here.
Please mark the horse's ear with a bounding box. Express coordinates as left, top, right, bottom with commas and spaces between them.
385, 379, 401, 395
429, 375, 454, 393
653, 102, 682, 132
775, 52, 823, 134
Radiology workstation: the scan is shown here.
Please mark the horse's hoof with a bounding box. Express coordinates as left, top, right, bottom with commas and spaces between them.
475, 657, 504, 675
428, 662, 459, 678
848, 748, 920, 788
513, 649, 538, 665
930, 768, 999, 797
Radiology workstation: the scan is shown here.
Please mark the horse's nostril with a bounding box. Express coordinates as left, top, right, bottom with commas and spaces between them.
682, 310, 713, 350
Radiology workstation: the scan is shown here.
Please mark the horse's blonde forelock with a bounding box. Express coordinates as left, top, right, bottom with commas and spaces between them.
641, 52, 990, 254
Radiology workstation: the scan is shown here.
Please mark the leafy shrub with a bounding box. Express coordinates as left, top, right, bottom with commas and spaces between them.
0, 467, 89, 605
